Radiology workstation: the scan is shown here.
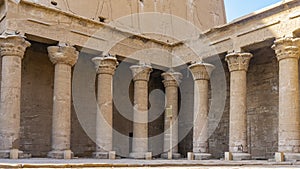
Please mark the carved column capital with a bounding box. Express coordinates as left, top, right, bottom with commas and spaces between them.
47, 46, 79, 66
225, 52, 253, 72
162, 71, 182, 88
130, 64, 152, 82
188, 62, 215, 81
272, 37, 300, 61
92, 55, 118, 75
0, 35, 31, 59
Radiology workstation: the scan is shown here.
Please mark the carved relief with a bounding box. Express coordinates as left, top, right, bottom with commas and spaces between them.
225, 53, 253, 72
47, 46, 79, 66
92, 55, 118, 75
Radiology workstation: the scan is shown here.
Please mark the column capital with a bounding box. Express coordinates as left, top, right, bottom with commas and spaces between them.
188, 62, 215, 81
92, 55, 118, 75
47, 46, 79, 66
272, 37, 300, 61
130, 64, 152, 82
225, 52, 253, 72
0, 35, 31, 59
162, 70, 182, 87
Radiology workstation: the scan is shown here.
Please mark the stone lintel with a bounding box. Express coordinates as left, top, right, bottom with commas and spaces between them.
161, 71, 182, 88
130, 64, 152, 82
47, 45, 79, 66
272, 37, 300, 61
225, 52, 253, 72
188, 62, 215, 81
92, 55, 119, 75
0, 35, 31, 59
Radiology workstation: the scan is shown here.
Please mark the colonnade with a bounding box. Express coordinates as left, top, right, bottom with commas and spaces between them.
0, 34, 299, 161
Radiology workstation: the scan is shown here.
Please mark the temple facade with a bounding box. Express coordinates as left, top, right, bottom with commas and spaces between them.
0, 0, 299, 162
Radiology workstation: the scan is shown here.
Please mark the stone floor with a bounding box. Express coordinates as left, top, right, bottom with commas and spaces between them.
0, 159, 300, 168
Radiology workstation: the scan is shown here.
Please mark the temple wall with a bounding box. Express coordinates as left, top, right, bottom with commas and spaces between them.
246, 47, 279, 159
19, 42, 53, 157
24, 0, 226, 31
17, 42, 280, 159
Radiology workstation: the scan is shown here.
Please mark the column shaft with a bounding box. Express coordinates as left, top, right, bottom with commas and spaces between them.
193, 79, 209, 153
0, 35, 30, 158
229, 70, 247, 152
47, 45, 78, 159
92, 56, 118, 159
132, 80, 148, 153
161, 71, 182, 159
272, 37, 300, 158
189, 62, 214, 160
225, 52, 252, 160
96, 73, 113, 152
278, 58, 300, 152
52, 63, 72, 151
163, 85, 178, 152
0, 56, 22, 150
129, 64, 152, 159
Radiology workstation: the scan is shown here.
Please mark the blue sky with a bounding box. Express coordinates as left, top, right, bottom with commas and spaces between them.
224, 0, 282, 22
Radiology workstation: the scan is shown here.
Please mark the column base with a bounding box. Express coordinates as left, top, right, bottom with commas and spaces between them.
129, 152, 149, 159
161, 152, 181, 159
194, 153, 211, 160
0, 150, 31, 159
231, 152, 251, 160
47, 150, 74, 159
93, 152, 109, 159
284, 153, 300, 161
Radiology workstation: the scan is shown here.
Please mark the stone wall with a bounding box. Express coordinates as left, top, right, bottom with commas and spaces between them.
27, 0, 226, 31
18, 42, 280, 159
178, 68, 194, 157
246, 47, 278, 159
207, 57, 230, 159
148, 70, 165, 157
205, 47, 279, 159
20, 42, 53, 157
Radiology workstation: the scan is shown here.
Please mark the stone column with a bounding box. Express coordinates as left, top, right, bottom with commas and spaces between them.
161, 70, 182, 159
272, 37, 300, 161
47, 45, 78, 159
129, 63, 152, 159
0, 35, 30, 158
189, 62, 214, 160
92, 55, 118, 159
225, 52, 252, 160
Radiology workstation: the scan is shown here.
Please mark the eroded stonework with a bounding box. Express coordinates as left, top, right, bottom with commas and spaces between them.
0, 0, 299, 163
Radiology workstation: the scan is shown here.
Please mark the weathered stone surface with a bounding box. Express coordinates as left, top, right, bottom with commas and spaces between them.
145, 152, 152, 160
275, 152, 284, 162
0, 0, 299, 162
129, 64, 152, 159
161, 70, 182, 159
109, 151, 116, 160
187, 152, 194, 160
92, 55, 118, 158
189, 62, 214, 158
30, 0, 226, 33
225, 152, 233, 161
47, 45, 79, 159
272, 37, 300, 160
225, 53, 252, 159
0, 35, 30, 158
246, 48, 279, 159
